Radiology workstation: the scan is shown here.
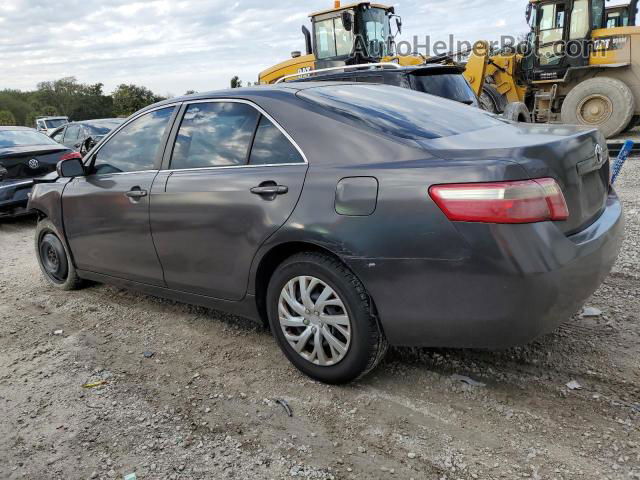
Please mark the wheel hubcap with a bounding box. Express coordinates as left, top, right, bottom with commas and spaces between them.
278, 275, 351, 366
577, 95, 613, 125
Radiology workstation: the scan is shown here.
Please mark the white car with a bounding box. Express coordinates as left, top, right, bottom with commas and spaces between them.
35, 116, 69, 136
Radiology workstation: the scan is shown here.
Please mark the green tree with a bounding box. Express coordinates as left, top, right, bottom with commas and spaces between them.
112, 84, 163, 117
0, 110, 17, 126
230, 76, 243, 88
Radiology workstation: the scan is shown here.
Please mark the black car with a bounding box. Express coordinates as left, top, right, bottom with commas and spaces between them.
50, 118, 124, 156
292, 64, 480, 107
28, 83, 622, 383
0, 127, 80, 218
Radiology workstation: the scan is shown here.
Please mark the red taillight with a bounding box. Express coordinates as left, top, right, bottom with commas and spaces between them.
429, 178, 569, 224
59, 152, 82, 162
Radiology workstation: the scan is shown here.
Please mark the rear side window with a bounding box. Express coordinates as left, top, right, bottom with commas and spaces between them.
298, 84, 503, 140
249, 116, 304, 165
411, 73, 478, 106
171, 102, 260, 169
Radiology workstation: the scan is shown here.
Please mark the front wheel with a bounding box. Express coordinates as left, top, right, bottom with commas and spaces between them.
35, 219, 83, 290
267, 252, 387, 384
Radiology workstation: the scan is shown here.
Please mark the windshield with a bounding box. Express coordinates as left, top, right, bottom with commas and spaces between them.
44, 119, 68, 129
0, 130, 59, 148
411, 73, 478, 106
298, 84, 503, 140
359, 8, 391, 57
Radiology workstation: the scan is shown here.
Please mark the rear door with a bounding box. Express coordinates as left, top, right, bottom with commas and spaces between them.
150, 99, 308, 300
62, 105, 178, 285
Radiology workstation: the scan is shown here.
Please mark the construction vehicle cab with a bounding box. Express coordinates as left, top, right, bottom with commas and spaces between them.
309, 2, 399, 69
259, 2, 412, 84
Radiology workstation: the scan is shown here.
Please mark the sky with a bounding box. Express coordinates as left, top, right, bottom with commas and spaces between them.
0, 0, 529, 96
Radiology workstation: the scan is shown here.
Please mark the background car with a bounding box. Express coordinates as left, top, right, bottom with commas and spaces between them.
50, 118, 124, 156
291, 64, 481, 108
0, 126, 79, 218
29, 84, 622, 384
35, 116, 69, 135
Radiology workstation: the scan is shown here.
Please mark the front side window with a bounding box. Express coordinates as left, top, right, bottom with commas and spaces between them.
315, 18, 338, 59
539, 2, 566, 66
570, 0, 590, 39
249, 116, 304, 165
92, 107, 174, 175
51, 128, 65, 143
64, 124, 80, 143
171, 102, 259, 169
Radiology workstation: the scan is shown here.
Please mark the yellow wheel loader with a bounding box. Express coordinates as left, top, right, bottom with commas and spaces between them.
469, 0, 640, 137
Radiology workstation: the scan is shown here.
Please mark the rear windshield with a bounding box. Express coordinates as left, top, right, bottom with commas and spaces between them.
0, 130, 58, 147
298, 84, 502, 140
45, 119, 67, 129
411, 73, 478, 106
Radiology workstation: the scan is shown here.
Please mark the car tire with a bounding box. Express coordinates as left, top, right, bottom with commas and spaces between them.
267, 252, 388, 384
479, 84, 507, 114
503, 102, 531, 123
560, 77, 634, 138
35, 219, 83, 290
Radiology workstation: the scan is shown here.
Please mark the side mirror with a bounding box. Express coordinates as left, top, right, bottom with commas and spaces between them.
0, 166, 7, 181
396, 17, 402, 35
341, 11, 353, 31
525, 3, 532, 23
56, 154, 85, 178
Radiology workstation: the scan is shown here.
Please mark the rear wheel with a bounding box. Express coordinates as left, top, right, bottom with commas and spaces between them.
267, 252, 387, 384
561, 77, 634, 138
35, 219, 83, 290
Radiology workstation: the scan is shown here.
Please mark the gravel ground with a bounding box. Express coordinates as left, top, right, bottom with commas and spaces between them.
1, 160, 639, 480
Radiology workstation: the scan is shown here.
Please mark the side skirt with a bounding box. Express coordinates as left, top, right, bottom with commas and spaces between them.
77, 269, 261, 323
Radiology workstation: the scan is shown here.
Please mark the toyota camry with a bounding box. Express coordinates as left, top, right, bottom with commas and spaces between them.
28, 83, 623, 383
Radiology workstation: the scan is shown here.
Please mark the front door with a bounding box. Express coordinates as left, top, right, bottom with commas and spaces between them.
150, 100, 308, 300
62, 106, 177, 285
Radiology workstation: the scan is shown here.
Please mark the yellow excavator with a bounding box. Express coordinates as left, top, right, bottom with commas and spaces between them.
259, 0, 640, 138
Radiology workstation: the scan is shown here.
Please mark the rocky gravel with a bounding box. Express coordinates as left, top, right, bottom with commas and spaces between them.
0, 159, 639, 479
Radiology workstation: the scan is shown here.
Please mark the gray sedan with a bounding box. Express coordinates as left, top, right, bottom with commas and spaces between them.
28, 83, 623, 383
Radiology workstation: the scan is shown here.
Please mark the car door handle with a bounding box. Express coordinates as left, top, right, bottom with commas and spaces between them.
250, 185, 288, 196
125, 188, 148, 198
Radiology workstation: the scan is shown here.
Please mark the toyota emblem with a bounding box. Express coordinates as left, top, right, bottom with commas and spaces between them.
28, 158, 40, 169
594, 144, 604, 166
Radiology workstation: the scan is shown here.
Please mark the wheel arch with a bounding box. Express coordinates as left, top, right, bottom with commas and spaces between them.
253, 241, 373, 327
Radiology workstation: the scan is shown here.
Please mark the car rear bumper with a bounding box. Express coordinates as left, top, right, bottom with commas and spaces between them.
0, 179, 34, 217
345, 191, 624, 348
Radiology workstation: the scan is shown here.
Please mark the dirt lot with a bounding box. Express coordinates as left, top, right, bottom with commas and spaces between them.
1, 160, 639, 480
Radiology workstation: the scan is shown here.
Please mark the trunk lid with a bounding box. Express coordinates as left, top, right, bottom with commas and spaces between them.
420, 123, 610, 235
0, 145, 68, 180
